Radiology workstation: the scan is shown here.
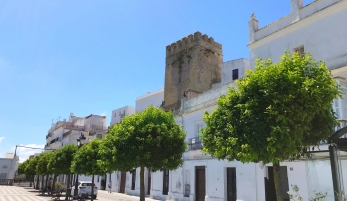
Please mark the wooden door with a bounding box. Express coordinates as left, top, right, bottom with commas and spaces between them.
119, 172, 126, 194
195, 166, 206, 201
226, 168, 237, 201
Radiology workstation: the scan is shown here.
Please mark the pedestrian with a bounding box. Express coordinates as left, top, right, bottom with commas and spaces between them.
108, 180, 112, 193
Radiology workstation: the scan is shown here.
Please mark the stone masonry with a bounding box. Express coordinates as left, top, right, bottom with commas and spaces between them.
163, 31, 222, 111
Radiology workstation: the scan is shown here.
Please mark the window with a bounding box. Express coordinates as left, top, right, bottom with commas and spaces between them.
196, 123, 204, 136
294, 45, 304, 55
131, 169, 136, 190
162, 170, 169, 195
232, 69, 239, 80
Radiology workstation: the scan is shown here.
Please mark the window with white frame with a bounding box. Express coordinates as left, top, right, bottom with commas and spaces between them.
195, 122, 205, 137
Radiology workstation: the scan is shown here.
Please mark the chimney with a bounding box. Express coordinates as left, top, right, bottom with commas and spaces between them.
291, 0, 303, 22
248, 12, 259, 43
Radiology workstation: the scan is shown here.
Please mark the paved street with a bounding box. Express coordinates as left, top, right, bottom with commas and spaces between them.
0, 184, 162, 201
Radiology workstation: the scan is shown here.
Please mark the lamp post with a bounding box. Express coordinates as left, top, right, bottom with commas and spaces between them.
73, 133, 86, 198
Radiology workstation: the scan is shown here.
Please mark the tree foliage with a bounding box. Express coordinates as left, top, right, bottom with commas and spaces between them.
48, 144, 77, 175
36, 151, 55, 176
100, 105, 187, 172
201, 51, 340, 164
71, 138, 104, 176
100, 106, 186, 201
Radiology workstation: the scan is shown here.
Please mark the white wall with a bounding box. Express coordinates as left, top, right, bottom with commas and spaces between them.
135, 89, 164, 112
0, 156, 19, 179
110, 106, 135, 125
212, 58, 250, 88
249, 0, 347, 70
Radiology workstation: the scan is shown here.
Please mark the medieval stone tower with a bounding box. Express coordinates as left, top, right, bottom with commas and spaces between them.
163, 31, 222, 111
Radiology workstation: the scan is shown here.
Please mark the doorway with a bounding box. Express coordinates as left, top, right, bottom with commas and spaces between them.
195, 166, 206, 201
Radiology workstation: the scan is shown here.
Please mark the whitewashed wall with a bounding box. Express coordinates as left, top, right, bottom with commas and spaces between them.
135, 89, 164, 112
249, 0, 347, 70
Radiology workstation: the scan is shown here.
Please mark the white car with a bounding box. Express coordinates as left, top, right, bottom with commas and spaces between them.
71, 181, 98, 199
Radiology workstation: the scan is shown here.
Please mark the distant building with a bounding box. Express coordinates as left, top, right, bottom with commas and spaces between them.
45, 112, 107, 151
110, 106, 135, 126
0, 153, 19, 180
43, 112, 107, 189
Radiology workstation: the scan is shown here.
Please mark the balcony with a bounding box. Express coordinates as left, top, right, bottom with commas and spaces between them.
50, 137, 60, 145
188, 137, 203, 150
62, 131, 71, 138
46, 133, 52, 139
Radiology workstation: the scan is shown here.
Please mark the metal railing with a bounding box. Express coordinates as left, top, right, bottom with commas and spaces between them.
188, 137, 203, 150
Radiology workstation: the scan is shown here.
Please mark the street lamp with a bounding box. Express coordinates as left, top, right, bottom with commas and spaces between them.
73, 133, 86, 198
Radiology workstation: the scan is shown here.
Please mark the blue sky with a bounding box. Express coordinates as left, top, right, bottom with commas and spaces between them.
0, 0, 315, 162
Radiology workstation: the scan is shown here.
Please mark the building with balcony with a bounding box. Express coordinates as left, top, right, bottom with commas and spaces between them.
247, 0, 347, 200
44, 112, 107, 189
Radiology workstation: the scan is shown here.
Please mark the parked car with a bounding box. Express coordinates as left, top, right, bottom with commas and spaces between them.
71, 181, 98, 199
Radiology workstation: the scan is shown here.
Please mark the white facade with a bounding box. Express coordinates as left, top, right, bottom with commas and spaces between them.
110, 106, 135, 125
0, 153, 19, 180
247, 0, 347, 200
43, 112, 107, 190
135, 89, 164, 112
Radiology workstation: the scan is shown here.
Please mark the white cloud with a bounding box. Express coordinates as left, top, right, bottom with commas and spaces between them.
0, 137, 4, 143
11, 144, 45, 163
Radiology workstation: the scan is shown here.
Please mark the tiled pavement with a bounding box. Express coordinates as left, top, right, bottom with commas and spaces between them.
0, 185, 53, 201
0, 185, 163, 201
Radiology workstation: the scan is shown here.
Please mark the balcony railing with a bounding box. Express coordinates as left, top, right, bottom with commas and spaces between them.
50, 137, 60, 145
62, 131, 71, 138
188, 137, 203, 150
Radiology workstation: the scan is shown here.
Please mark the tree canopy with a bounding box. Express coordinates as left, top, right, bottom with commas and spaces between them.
48, 144, 77, 175
71, 138, 104, 176
100, 106, 186, 201
100, 105, 187, 172
201, 51, 340, 164
200, 51, 340, 201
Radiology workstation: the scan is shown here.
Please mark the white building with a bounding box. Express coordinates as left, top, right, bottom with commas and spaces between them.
110, 106, 135, 125
107, 58, 255, 201
44, 112, 107, 189
45, 113, 107, 151
247, 0, 347, 200
0, 153, 19, 181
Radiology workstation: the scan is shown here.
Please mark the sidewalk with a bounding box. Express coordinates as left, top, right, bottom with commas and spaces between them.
0, 183, 163, 201
98, 190, 162, 201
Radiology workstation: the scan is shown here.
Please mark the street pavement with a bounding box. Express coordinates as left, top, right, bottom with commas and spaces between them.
0, 183, 162, 201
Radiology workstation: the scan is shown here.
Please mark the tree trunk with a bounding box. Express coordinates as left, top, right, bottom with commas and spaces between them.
91, 174, 95, 201
41, 175, 45, 190
35, 175, 40, 189
273, 163, 284, 201
52, 174, 57, 193
140, 167, 145, 201
65, 174, 71, 200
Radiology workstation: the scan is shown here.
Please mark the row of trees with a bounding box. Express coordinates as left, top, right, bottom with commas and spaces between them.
20, 52, 339, 201
18, 106, 187, 201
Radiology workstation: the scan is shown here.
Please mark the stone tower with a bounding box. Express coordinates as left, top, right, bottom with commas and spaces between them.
163, 31, 222, 111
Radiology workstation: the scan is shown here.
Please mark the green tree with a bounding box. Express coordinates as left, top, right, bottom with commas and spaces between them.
36, 151, 55, 190
48, 144, 77, 198
200, 51, 340, 201
26, 156, 40, 189
100, 106, 187, 201
71, 138, 104, 201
